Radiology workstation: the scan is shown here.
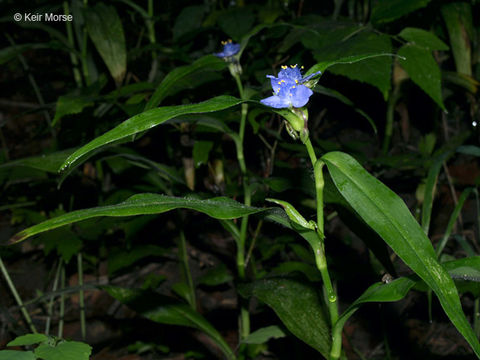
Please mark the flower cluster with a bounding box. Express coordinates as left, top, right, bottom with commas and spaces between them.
214, 39, 240, 59
260, 65, 321, 109
214, 39, 242, 76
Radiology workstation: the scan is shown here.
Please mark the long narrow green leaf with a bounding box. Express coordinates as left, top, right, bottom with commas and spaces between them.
86, 3, 127, 85
436, 188, 474, 256
0, 149, 75, 174
421, 154, 447, 235
104, 286, 235, 360
322, 151, 480, 357
441, 3, 473, 76
59, 96, 243, 171
10, 194, 264, 244
422, 132, 470, 234
334, 277, 416, 333
443, 257, 480, 298
145, 55, 226, 110
305, 53, 398, 78
241, 325, 286, 344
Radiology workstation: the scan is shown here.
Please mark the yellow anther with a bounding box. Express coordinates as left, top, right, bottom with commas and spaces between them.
301, 66, 304, 69
278, 81, 282, 85
290, 64, 297, 68
292, 86, 296, 89
221, 41, 227, 45
295, 79, 299, 84
281, 65, 287, 69
228, 39, 232, 43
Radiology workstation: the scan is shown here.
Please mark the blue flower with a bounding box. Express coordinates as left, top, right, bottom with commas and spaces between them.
261, 78, 313, 109
267, 64, 322, 85
214, 39, 240, 58
260, 65, 321, 109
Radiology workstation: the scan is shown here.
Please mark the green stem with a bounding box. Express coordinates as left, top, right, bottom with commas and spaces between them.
305, 137, 340, 357
77, 252, 86, 340
233, 74, 244, 100
330, 324, 343, 360
81, 0, 90, 85
45, 260, 62, 335
304, 137, 318, 165
147, 0, 157, 59
58, 265, 65, 338
382, 85, 401, 154
64, 1, 83, 87
475, 298, 480, 338
147, 0, 158, 81
233, 72, 251, 340
0, 256, 37, 333
314, 160, 325, 235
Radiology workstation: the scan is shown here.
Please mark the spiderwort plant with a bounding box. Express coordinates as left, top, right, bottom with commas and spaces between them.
262, 65, 340, 357
215, 37, 251, 341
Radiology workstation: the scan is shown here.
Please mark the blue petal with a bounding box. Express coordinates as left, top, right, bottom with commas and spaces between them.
214, 42, 240, 58
260, 95, 290, 109
278, 67, 302, 81
290, 85, 313, 108
270, 77, 281, 92
223, 43, 240, 57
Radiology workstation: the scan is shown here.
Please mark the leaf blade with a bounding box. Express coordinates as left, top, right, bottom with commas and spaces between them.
86, 3, 127, 85
322, 151, 480, 357
59, 96, 243, 171
144, 55, 226, 110
11, 194, 265, 243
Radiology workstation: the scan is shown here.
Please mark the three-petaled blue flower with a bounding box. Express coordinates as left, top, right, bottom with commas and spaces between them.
260, 65, 322, 109
214, 39, 240, 59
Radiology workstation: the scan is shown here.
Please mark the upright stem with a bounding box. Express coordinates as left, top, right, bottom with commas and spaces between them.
81, 0, 90, 85
474, 298, 480, 338
382, 85, 401, 154
45, 260, 62, 335
64, 1, 83, 87
77, 252, 86, 340
304, 137, 341, 358
147, 0, 158, 81
58, 265, 65, 338
233, 73, 250, 340
0, 256, 37, 333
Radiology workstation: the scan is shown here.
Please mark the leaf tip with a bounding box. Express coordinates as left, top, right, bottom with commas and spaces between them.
8, 232, 27, 245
